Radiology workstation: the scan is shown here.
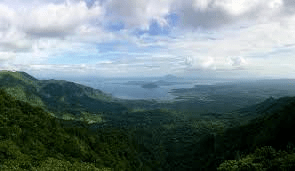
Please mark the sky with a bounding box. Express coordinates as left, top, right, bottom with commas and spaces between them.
0, 0, 295, 79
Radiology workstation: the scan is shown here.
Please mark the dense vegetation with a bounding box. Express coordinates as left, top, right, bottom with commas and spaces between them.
0, 71, 127, 119
204, 96, 295, 170
0, 89, 163, 170
1, 71, 295, 170
217, 145, 295, 170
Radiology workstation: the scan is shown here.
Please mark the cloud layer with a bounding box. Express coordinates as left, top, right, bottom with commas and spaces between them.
0, 0, 294, 79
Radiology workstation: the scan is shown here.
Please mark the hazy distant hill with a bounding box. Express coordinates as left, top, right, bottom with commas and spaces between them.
135, 74, 185, 88
162, 74, 178, 80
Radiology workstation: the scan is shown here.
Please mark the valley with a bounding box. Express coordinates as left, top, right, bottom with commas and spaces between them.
1, 71, 295, 170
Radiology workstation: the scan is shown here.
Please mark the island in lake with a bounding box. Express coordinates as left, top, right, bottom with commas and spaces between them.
141, 83, 158, 89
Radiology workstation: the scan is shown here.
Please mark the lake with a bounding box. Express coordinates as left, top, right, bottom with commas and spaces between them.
71, 78, 230, 101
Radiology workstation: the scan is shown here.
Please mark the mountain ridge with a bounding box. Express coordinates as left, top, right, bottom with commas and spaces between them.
0, 70, 128, 118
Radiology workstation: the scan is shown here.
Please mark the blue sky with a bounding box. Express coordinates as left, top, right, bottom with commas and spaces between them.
0, 0, 295, 79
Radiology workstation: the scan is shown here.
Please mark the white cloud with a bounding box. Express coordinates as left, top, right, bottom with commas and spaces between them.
268, 0, 283, 9
0, 52, 16, 62
172, 0, 285, 29
201, 56, 216, 69
192, 0, 213, 11
213, 0, 261, 16
22, 1, 103, 37
184, 56, 216, 70
70, 25, 117, 43
1, 0, 295, 79
0, 28, 32, 52
104, 0, 172, 29
227, 57, 247, 67
0, 4, 16, 29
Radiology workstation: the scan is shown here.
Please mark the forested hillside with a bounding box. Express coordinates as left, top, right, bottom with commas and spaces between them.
204, 96, 295, 170
0, 71, 128, 120
1, 71, 295, 170
0, 89, 162, 170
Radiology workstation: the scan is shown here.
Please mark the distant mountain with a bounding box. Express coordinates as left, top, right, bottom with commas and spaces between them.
124, 80, 146, 85
0, 71, 128, 118
162, 74, 178, 80
125, 80, 179, 87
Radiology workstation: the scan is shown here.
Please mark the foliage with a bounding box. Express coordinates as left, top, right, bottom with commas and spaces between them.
0, 88, 149, 170
2, 71, 295, 170
0, 71, 128, 119
217, 145, 295, 171
212, 97, 295, 171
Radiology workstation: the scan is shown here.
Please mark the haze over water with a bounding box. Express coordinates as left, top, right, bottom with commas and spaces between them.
72, 78, 232, 101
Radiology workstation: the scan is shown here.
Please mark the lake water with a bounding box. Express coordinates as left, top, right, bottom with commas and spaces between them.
72, 78, 229, 101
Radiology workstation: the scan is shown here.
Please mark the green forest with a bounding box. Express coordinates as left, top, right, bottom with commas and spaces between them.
1, 71, 295, 170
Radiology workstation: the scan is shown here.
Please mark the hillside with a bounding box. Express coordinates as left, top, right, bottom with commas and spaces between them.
202, 96, 295, 170
1, 71, 295, 170
88, 95, 295, 170
0, 71, 128, 120
0, 88, 164, 170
